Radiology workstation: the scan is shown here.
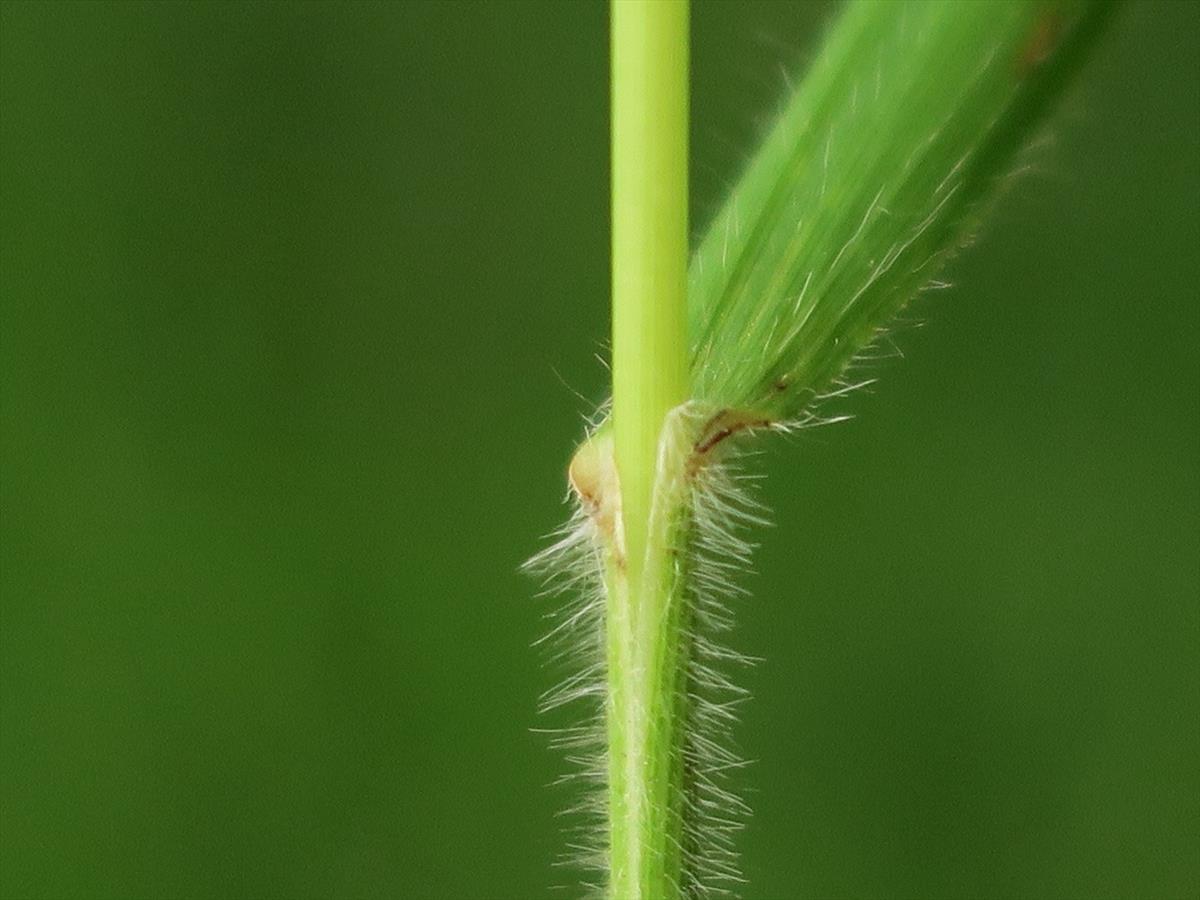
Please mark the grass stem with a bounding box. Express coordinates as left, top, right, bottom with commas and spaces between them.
610, 1, 690, 897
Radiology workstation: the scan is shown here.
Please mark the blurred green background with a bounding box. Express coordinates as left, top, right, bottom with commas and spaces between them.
1, 1, 1196, 898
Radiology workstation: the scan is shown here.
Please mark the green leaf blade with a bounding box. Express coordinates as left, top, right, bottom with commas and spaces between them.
689, 0, 1120, 423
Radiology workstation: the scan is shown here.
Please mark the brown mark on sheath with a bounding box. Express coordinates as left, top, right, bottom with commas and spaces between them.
1017, 10, 1064, 77
691, 409, 772, 465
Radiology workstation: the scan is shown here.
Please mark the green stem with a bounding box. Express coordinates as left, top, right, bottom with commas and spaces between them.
609, 1, 689, 897
611, 0, 689, 574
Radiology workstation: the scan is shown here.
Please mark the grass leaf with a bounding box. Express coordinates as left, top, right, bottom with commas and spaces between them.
690, 0, 1119, 427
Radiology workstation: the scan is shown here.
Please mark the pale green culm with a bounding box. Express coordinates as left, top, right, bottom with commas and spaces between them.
530, 2, 1119, 898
